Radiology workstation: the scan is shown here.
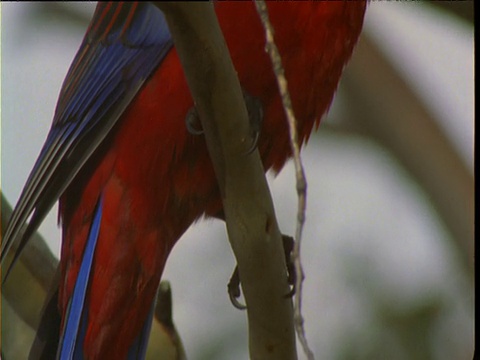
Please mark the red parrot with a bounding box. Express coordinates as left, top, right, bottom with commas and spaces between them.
1, 1, 366, 358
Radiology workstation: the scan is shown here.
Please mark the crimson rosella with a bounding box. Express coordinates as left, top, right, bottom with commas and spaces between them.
1, 1, 366, 358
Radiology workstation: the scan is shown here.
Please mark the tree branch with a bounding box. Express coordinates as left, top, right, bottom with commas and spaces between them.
341, 34, 474, 276
154, 3, 296, 359
427, 1, 474, 25
1, 192, 56, 329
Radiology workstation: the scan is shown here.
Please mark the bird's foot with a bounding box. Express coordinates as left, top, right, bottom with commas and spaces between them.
185, 89, 263, 154
227, 235, 296, 310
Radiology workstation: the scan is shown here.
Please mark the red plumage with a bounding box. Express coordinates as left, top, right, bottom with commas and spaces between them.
58, 2, 366, 357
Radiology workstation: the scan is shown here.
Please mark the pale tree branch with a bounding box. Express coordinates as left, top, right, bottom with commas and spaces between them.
341, 34, 474, 277
154, 3, 296, 359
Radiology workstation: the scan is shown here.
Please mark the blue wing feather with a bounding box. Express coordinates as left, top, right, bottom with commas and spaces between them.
1, 2, 173, 272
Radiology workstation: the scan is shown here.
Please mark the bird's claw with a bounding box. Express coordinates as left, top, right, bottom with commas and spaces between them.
242, 90, 263, 155
227, 235, 296, 310
282, 235, 296, 298
227, 267, 247, 310
185, 107, 204, 135
185, 89, 263, 154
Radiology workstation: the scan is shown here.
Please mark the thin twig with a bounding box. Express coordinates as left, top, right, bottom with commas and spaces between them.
254, 2, 313, 359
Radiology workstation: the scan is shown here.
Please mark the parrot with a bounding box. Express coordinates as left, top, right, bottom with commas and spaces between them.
1, 1, 366, 358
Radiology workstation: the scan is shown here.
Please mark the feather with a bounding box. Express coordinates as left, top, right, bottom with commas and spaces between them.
1, 2, 173, 276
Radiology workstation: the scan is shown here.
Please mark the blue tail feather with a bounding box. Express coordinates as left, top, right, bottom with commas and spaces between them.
56, 194, 155, 359
57, 196, 103, 359
127, 298, 156, 360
